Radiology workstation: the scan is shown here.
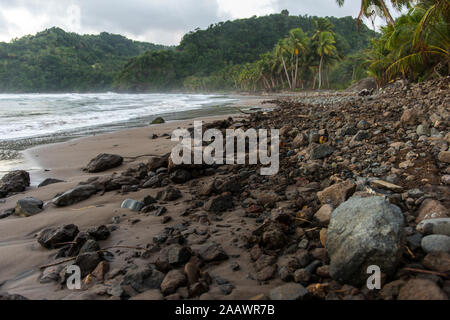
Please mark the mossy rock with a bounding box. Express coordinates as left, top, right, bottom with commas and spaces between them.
151, 117, 165, 124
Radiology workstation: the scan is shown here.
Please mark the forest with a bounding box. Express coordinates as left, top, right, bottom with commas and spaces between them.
0, 27, 169, 92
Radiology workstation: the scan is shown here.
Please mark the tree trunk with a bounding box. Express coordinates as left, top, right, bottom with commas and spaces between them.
294, 55, 299, 90
318, 55, 323, 90
326, 68, 330, 89
281, 57, 292, 89
379, 0, 395, 26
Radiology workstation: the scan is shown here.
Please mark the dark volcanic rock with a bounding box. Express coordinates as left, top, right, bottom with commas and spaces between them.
0, 293, 29, 300
84, 153, 123, 173
157, 186, 182, 201
0, 170, 30, 197
269, 283, 309, 300
204, 194, 233, 213
310, 144, 334, 160
38, 224, 79, 249
87, 225, 111, 241
192, 242, 229, 262
38, 178, 64, 188
53, 185, 97, 207
15, 197, 44, 217
120, 265, 165, 293
326, 196, 404, 286
74, 252, 102, 277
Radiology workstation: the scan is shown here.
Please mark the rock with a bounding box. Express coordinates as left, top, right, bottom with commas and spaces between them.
38, 224, 79, 249
38, 178, 64, 188
438, 151, 450, 163
256, 265, 277, 281
74, 252, 102, 277
293, 133, 308, 148
442, 175, 450, 185
15, 197, 44, 217
147, 156, 168, 171
317, 181, 356, 208
204, 194, 233, 213
423, 252, 450, 273
417, 218, 450, 236
79, 239, 100, 254
294, 269, 311, 284
0, 170, 30, 197
370, 180, 403, 193
167, 245, 192, 266
184, 262, 200, 285
255, 191, 279, 208
121, 199, 144, 212
310, 144, 334, 160
421, 235, 450, 253
326, 196, 404, 286
398, 279, 447, 300
415, 199, 449, 223
121, 265, 165, 293
320, 228, 327, 247
314, 204, 333, 225
129, 290, 164, 300
352, 130, 370, 142
91, 261, 110, 280
170, 170, 191, 184
192, 242, 228, 262
269, 283, 309, 300
357, 120, 370, 130
161, 270, 187, 295
400, 109, 419, 126
53, 185, 97, 207
0, 293, 28, 300
151, 117, 165, 124
87, 225, 111, 241
84, 154, 123, 173
0, 208, 14, 219
261, 228, 286, 250
157, 186, 182, 201
379, 280, 406, 300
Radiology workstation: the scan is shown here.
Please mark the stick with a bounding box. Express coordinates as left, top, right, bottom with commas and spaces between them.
402, 267, 448, 278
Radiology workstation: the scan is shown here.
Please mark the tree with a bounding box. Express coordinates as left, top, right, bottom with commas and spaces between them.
316, 31, 338, 89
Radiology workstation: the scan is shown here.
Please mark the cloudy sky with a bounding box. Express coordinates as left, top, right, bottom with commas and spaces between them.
0, 0, 402, 45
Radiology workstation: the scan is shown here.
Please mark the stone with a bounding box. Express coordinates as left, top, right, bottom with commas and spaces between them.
326, 196, 404, 286
167, 245, 191, 266
294, 269, 311, 284
310, 144, 334, 160
415, 199, 449, 223
147, 156, 168, 171
184, 262, 200, 285
53, 185, 97, 207
314, 204, 333, 225
0, 208, 14, 219
256, 265, 277, 281
85, 154, 123, 173
0, 293, 28, 300
192, 242, 228, 262
157, 186, 182, 201
417, 218, 450, 236
352, 130, 370, 142
87, 225, 111, 241
442, 175, 450, 185
423, 252, 450, 273
293, 133, 308, 148
38, 224, 79, 249
320, 228, 327, 247
38, 178, 64, 188
79, 239, 100, 254
438, 151, 450, 163
0, 170, 30, 195
317, 181, 356, 208
269, 283, 309, 300
170, 170, 191, 184
421, 235, 450, 253
130, 289, 164, 300
357, 120, 370, 130
91, 261, 110, 280
379, 280, 406, 300
398, 279, 447, 300
370, 180, 403, 193
151, 117, 165, 124
15, 197, 44, 217
161, 270, 187, 295
400, 109, 419, 126
121, 199, 144, 212
261, 228, 286, 250
74, 252, 102, 277
121, 265, 165, 293
204, 194, 233, 213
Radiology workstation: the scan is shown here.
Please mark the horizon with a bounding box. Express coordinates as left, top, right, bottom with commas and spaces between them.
0, 0, 402, 46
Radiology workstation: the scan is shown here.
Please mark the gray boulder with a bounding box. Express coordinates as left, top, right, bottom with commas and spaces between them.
38, 224, 79, 249
326, 196, 404, 285
0, 170, 30, 197
53, 185, 97, 207
417, 218, 450, 236
84, 154, 123, 173
421, 235, 450, 253
120, 265, 165, 293
15, 197, 44, 217
310, 144, 334, 160
38, 178, 64, 188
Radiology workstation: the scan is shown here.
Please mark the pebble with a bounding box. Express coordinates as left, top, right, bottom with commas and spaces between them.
421, 234, 450, 253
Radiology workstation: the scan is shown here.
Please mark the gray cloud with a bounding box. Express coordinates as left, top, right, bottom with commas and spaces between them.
0, 0, 400, 45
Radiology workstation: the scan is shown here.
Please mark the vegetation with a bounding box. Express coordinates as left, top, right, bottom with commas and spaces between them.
0, 27, 170, 92
115, 13, 378, 92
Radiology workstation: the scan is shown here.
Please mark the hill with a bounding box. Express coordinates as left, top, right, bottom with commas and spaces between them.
0, 27, 170, 92
115, 13, 378, 91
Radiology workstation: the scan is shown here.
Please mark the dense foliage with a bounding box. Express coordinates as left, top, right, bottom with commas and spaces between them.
115, 13, 378, 92
0, 27, 169, 92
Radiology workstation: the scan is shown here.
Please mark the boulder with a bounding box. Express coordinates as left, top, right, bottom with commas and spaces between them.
269, 283, 309, 300
204, 194, 233, 213
397, 279, 447, 300
415, 199, 449, 223
15, 197, 44, 217
317, 181, 356, 208
38, 178, 64, 188
84, 154, 123, 173
314, 204, 333, 225
53, 185, 97, 207
151, 117, 165, 124
160, 270, 187, 295
326, 196, 404, 285
120, 265, 165, 293
0, 170, 30, 197
421, 235, 450, 253
310, 144, 334, 160
157, 186, 182, 201
423, 252, 450, 273
417, 218, 450, 236
38, 224, 79, 249
147, 156, 168, 171
74, 252, 102, 277
192, 242, 228, 262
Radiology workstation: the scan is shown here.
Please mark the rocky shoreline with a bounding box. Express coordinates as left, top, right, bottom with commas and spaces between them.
0, 77, 449, 300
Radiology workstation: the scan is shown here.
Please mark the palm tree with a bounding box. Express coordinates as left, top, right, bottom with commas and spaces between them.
286, 28, 309, 89
275, 39, 293, 89
316, 31, 338, 89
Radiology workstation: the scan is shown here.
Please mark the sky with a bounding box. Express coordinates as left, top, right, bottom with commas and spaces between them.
0, 0, 404, 45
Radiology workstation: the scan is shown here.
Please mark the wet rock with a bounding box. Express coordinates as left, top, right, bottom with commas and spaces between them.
416, 199, 449, 223
326, 196, 404, 286
167, 245, 192, 266
161, 270, 187, 295
0, 170, 30, 197
317, 181, 356, 208
184, 262, 200, 285
314, 204, 333, 225
423, 252, 450, 273
15, 197, 44, 217
170, 170, 191, 184
192, 242, 228, 262
87, 225, 111, 241
421, 235, 450, 253
147, 156, 168, 171
74, 252, 102, 277
38, 178, 64, 188
84, 154, 123, 173
38, 224, 79, 249
91, 261, 110, 280
398, 279, 447, 300
438, 151, 450, 163
121, 199, 144, 212
120, 265, 165, 293
157, 186, 182, 202
79, 239, 100, 254
310, 144, 334, 160
256, 265, 277, 281
0, 208, 14, 219
53, 185, 97, 207
151, 117, 165, 124
417, 218, 450, 236
269, 283, 309, 300
204, 194, 233, 213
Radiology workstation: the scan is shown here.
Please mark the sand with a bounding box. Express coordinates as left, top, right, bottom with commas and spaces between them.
0, 112, 284, 300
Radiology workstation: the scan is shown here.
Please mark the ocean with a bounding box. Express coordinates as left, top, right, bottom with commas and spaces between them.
0, 93, 242, 174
